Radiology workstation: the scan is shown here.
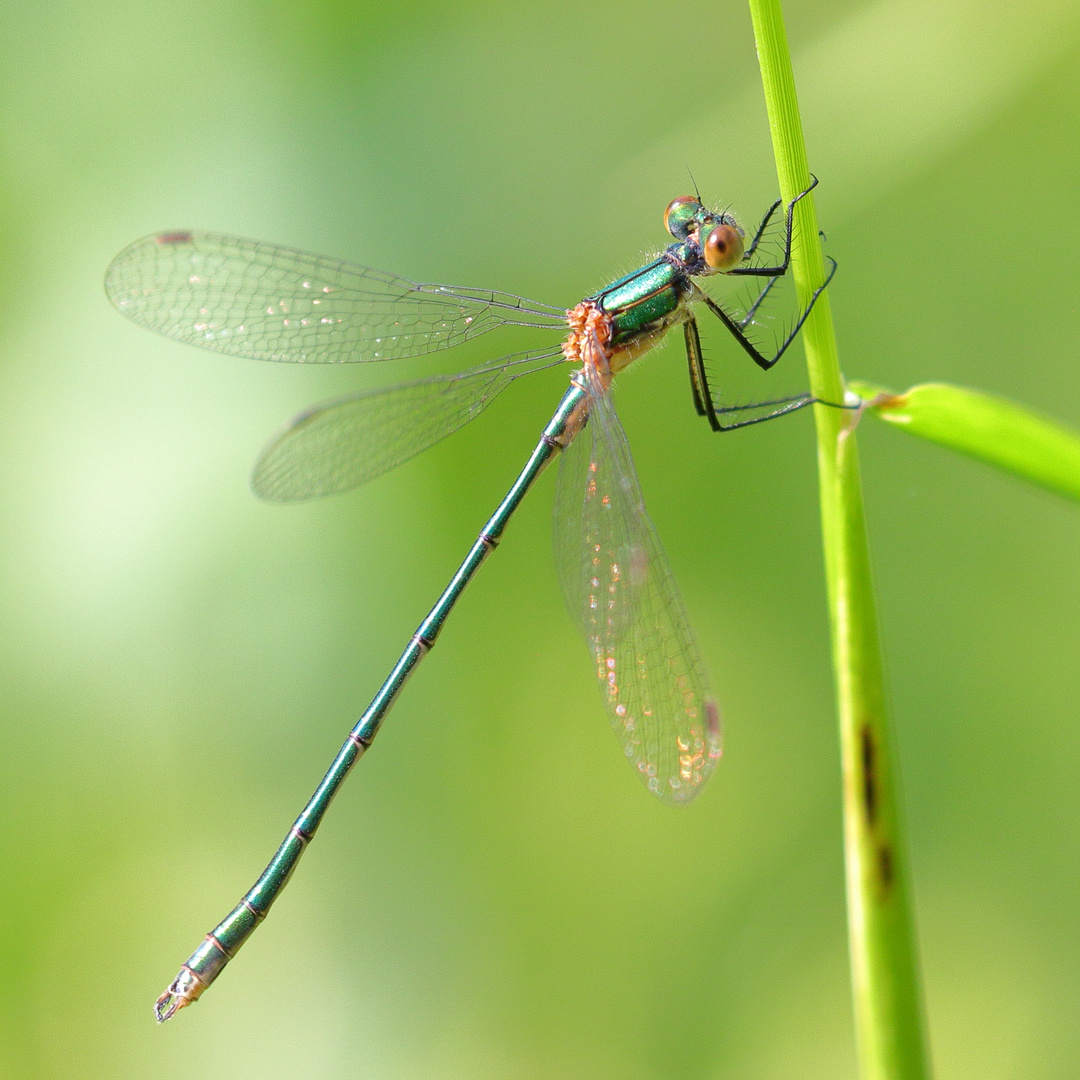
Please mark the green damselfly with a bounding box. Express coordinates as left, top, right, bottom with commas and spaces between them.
106, 181, 834, 1021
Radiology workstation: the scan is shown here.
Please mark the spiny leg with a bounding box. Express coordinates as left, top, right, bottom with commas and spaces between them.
735, 225, 831, 333
741, 193, 826, 263
741, 197, 782, 262
685, 344, 851, 433
707, 390, 860, 431
728, 175, 819, 279
736, 274, 783, 331
704, 394, 817, 431
682, 312, 815, 432
684, 318, 709, 418
700, 256, 837, 372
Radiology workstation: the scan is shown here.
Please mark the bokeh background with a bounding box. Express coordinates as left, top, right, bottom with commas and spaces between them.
1, 0, 1079, 1076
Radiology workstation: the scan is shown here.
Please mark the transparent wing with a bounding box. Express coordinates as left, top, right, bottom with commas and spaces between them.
105, 231, 567, 364
254, 350, 564, 502
553, 373, 722, 803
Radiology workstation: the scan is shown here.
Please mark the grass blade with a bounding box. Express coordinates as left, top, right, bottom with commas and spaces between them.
747, 4, 932, 1077
851, 381, 1080, 504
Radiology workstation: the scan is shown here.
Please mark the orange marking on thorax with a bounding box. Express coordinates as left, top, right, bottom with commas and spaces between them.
562, 300, 615, 391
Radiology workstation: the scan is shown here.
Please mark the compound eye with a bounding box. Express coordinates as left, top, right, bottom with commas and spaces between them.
664, 196, 699, 240
703, 223, 744, 271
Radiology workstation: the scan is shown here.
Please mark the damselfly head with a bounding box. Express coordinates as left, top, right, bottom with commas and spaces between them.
665, 198, 745, 271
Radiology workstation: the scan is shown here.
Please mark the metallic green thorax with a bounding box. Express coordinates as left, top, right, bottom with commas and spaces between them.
594, 258, 688, 346
588, 193, 744, 351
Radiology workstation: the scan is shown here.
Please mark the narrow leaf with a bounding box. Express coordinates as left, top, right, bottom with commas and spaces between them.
851, 381, 1080, 503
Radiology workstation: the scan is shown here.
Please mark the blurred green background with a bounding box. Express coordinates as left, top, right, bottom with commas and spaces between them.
1, 0, 1079, 1076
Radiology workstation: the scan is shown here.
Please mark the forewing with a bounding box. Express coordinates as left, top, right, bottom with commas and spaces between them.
254, 351, 563, 502
554, 377, 722, 803
105, 231, 566, 364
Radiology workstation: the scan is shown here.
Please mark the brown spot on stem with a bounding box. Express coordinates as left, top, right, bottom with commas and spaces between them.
860, 722, 877, 827
877, 843, 894, 893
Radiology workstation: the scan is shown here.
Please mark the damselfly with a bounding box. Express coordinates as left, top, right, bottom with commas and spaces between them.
106, 180, 834, 1021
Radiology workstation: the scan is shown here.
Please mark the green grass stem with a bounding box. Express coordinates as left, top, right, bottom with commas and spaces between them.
746, 4, 932, 1077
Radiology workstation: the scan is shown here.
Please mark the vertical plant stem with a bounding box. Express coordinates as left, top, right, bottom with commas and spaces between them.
746, 3, 931, 1077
